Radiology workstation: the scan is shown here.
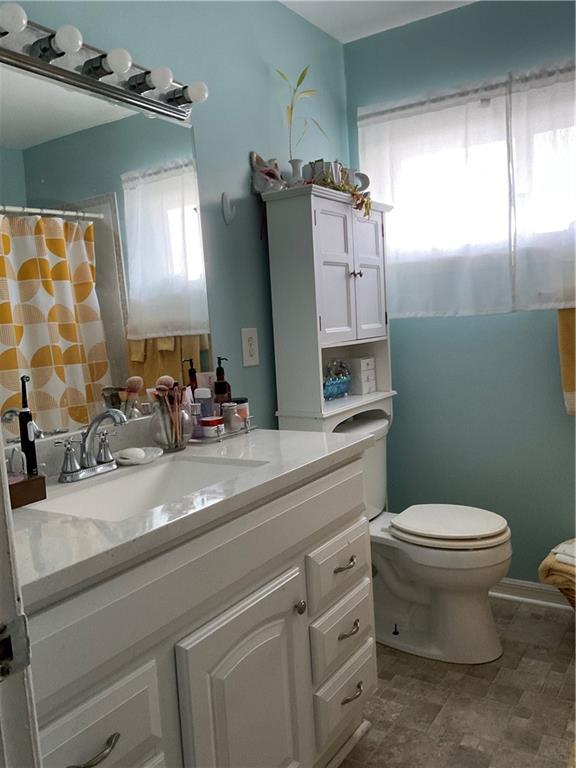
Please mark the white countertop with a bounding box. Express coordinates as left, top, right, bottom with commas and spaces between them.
14, 429, 371, 612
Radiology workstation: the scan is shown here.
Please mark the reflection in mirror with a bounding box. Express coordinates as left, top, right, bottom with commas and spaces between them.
0, 63, 211, 443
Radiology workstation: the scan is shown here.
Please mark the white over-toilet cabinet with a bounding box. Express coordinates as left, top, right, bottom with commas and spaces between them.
263, 185, 395, 433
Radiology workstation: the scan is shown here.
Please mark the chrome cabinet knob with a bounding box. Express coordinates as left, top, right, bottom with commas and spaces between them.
294, 600, 307, 615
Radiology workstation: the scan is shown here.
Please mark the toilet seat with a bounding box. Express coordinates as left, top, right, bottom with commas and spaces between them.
385, 504, 511, 550
389, 526, 511, 550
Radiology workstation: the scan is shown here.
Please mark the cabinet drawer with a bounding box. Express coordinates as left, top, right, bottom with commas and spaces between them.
313, 638, 377, 749
40, 662, 162, 768
306, 518, 371, 615
310, 577, 373, 684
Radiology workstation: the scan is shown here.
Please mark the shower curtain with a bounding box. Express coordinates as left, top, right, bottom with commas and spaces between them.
0, 214, 111, 435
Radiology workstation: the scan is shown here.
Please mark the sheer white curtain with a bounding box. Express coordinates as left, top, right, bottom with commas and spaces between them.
122, 161, 209, 339
359, 65, 575, 318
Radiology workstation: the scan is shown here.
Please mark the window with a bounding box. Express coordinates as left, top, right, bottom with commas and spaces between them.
122, 161, 209, 339
359, 65, 575, 318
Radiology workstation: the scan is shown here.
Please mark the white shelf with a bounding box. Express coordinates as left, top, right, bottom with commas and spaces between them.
321, 390, 396, 418
321, 336, 388, 349
263, 184, 393, 212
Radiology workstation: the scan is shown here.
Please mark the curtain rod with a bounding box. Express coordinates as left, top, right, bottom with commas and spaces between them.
0, 205, 104, 220
358, 61, 575, 124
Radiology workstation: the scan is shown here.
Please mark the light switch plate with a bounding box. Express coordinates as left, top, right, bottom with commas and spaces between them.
241, 327, 259, 367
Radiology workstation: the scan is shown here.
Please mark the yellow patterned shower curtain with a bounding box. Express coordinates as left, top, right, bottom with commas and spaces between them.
0, 215, 111, 435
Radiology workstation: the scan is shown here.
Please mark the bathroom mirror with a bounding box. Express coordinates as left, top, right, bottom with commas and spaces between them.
0, 62, 211, 442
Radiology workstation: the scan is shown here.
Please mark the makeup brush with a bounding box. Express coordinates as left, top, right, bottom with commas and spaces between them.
125, 375, 143, 417
154, 384, 172, 446
156, 374, 175, 390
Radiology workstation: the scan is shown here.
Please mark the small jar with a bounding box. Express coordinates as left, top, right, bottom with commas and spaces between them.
190, 402, 203, 439
222, 403, 242, 432
194, 387, 214, 418
200, 416, 224, 439
233, 397, 249, 422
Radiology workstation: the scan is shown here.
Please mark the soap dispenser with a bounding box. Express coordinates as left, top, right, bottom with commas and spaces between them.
183, 358, 198, 393
214, 356, 232, 406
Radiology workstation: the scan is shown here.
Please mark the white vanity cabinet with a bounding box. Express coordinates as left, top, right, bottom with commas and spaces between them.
27, 455, 377, 768
176, 567, 314, 768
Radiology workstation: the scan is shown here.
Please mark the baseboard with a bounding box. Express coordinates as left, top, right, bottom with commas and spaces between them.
490, 577, 573, 610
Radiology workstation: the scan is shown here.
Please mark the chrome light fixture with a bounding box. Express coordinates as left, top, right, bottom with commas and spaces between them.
29, 24, 83, 61
127, 66, 173, 94
82, 47, 132, 79
166, 81, 209, 106
0, 3, 208, 122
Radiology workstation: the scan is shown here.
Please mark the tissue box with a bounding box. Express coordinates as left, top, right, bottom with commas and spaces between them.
347, 357, 377, 395
347, 357, 375, 375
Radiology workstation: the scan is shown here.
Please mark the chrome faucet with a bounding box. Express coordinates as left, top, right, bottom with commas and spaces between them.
81, 408, 127, 468
57, 408, 127, 483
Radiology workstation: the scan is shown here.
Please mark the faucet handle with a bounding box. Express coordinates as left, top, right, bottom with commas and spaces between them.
56, 439, 81, 475
96, 430, 115, 465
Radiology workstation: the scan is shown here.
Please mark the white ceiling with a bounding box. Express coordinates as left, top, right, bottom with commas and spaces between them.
0, 65, 136, 150
281, 1, 474, 43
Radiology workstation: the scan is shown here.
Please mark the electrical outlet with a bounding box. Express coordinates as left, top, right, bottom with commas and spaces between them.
241, 327, 259, 367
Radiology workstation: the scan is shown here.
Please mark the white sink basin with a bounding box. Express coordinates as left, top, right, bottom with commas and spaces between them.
30, 455, 267, 522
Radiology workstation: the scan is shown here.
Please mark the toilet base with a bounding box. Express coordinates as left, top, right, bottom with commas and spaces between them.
372, 543, 508, 664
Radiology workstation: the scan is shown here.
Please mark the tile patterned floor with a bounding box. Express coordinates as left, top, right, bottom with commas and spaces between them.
343, 598, 575, 768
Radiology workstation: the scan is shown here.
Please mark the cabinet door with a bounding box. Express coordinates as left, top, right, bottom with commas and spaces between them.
176, 567, 314, 768
313, 198, 356, 345
353, 210, 387, 339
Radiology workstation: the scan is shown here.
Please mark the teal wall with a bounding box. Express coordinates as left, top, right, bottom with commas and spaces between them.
0, 147, 26, 206
26, 1, 348, 427
345, 1, 575, 581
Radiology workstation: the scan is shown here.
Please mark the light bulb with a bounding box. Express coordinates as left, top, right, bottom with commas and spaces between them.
0, 2, 27, 34
149, 66, 173, 91
106, 48, 132, 75
187, 81, 209, 104
53, 25, 83, 55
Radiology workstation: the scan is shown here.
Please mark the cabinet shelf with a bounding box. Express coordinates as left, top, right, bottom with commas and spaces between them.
321, 335, 387, 349
322, 391, 396, 418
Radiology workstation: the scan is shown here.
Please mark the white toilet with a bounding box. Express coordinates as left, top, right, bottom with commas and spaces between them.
370, 506, 512, 664
340, 411, 512, 664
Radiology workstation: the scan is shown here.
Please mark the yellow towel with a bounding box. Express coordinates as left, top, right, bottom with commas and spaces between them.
557, 308, 575, 415
156, 336, 175, 352
539, 539, 575, 608
128, 339, 146, 363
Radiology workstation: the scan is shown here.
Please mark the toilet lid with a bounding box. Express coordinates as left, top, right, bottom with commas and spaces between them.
389, 526, 511, 550
391, 504, 508, 541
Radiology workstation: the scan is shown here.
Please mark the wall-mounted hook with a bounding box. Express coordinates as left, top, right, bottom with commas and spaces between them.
221, 192, 236, 225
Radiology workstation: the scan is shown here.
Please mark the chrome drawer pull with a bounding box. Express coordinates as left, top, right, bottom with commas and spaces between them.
66, 732, 120, 768
341, 681, 363, 706
333, 554, 357, 574
338, 618, 360, 641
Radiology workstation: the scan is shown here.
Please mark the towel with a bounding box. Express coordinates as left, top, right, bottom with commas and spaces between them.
156, 336, 175, 352
539, 540, 575, 608
557, 308, 575, 415
128, 339, 146, 363
552, 539, 576, 566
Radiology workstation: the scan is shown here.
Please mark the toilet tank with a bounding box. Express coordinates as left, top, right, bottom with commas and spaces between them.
333, 410, 390, 521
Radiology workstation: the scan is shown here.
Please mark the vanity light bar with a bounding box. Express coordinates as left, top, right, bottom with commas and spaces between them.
0, 3, 208, 122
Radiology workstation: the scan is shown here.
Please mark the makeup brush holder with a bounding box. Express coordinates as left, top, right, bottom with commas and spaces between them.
150, 402, 192, 452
